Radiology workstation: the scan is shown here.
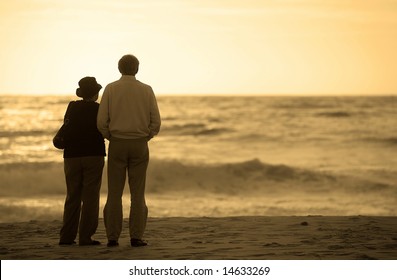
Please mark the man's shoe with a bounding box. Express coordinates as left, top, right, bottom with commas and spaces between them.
79, 240, 101, 246
107, 240, 119, 247
130, 238, 147, 247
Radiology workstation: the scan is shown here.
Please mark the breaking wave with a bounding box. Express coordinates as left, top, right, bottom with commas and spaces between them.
1, 159, 396, 221
315, 111, 352, 118
1, 159, 395, 197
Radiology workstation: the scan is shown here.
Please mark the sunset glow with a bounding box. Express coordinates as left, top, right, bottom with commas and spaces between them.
0, 0, 396, 95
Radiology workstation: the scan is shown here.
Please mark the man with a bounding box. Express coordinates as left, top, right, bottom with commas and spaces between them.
97, 54, 161, 247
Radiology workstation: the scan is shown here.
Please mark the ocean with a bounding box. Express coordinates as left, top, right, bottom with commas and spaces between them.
0, 95, 396, 222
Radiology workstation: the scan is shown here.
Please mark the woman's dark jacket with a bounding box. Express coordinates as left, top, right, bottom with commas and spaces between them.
63, 100, 106, 158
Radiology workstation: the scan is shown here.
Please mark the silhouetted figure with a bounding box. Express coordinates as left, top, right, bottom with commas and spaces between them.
97, 54, 161, 247
59, 77, 106, 246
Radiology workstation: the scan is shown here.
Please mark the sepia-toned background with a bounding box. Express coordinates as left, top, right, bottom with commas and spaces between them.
1, 1, 396, 223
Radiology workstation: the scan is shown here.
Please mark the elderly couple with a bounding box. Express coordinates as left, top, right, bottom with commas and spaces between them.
58, 54, 161, 247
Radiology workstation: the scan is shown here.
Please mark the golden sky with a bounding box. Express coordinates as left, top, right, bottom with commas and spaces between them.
0, 0, 396, 95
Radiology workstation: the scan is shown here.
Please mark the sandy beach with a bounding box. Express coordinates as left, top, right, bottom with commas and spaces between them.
1, 216, 396, 260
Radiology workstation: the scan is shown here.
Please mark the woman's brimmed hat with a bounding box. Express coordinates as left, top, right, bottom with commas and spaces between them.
76, 77, 102, 98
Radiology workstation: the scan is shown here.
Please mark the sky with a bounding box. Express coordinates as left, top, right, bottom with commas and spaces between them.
0, 0, 396, 95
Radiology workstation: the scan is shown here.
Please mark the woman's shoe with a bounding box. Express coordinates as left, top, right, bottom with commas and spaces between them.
79, 240, 101, 246
107, 240, 119, 247
130, 238, 147, 247
59, 241, 76, 245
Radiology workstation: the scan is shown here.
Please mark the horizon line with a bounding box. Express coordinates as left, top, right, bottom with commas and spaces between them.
0, 92, 396, 97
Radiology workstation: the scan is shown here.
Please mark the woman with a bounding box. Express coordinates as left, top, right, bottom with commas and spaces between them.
59, 77, 106, 246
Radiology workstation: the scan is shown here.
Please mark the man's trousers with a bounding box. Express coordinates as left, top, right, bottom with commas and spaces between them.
104, 137, 149, 241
